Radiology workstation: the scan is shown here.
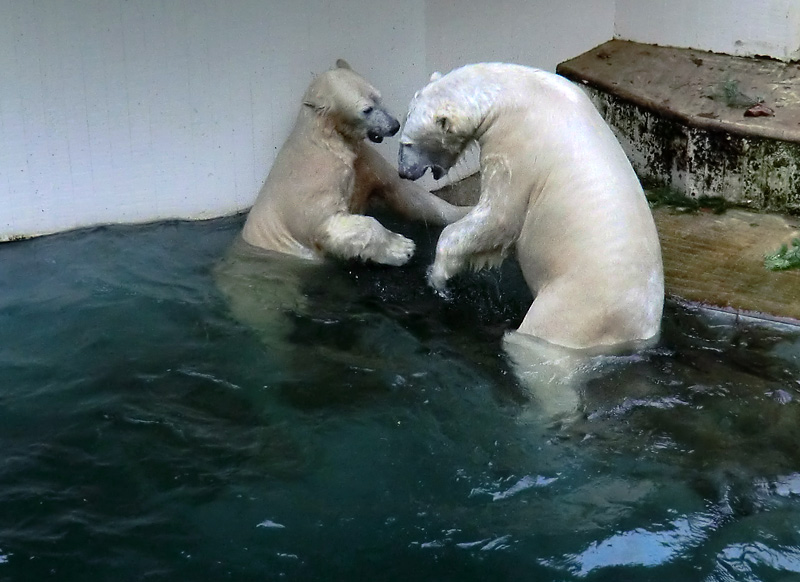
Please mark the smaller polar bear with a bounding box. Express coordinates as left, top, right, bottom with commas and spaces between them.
241, 59, 468, 265
398, 63, 664, 352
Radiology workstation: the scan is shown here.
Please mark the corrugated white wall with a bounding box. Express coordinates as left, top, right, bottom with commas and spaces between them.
2, 1, 797, 240
425, 0, 616, 75
0, 0, 428, 240
615, 0, 800, 61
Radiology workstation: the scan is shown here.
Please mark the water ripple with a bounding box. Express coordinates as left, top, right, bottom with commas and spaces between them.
717, 542, 800, 578
545, 511, 720, 577
469, 474, 558, 501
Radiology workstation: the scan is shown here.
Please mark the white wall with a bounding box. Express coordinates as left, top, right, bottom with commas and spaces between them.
425, 0, 616, 75
615, 0, 800, 61
0, 0, 427, 241
2, 0, 797, 240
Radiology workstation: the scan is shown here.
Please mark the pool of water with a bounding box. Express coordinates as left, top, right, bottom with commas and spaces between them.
1, 213, 800, 581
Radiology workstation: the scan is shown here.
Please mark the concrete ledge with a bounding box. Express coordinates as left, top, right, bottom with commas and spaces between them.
557, 40, 800, 214
652, 207, 800, 323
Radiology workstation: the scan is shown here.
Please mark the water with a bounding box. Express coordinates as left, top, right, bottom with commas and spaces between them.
1, 213, 800, 581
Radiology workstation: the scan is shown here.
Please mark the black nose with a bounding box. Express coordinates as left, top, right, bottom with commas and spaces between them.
398, 158, 427, 181
388, 118, 400, 136
398, 144, 426, 180
398, 166, 419, 180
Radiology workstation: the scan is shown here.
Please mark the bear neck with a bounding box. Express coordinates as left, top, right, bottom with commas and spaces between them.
297, 105, 360, 164
459, 87, 502, 144
443, 65, 530, 144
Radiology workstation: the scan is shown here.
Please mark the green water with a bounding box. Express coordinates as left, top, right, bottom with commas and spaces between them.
1, 214, 800, 581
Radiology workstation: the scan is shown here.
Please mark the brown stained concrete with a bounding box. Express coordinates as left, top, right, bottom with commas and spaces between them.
557, 40, 800, 213
557, 39, 800, 142
652, 207, 800, 322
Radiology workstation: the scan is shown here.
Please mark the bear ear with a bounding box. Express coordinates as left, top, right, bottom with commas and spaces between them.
429, 71, 443, 82
335, 59, 352, 70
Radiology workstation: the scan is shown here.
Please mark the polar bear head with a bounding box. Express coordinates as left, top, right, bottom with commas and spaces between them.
302, 59, 400, 144
398, 69, 487, 180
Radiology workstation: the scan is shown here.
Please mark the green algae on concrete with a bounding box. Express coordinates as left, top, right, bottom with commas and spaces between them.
558, 40, 800, 215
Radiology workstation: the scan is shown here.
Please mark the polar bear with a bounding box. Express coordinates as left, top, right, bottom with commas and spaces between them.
398, 63, 664, 352
241, 59, 469, 265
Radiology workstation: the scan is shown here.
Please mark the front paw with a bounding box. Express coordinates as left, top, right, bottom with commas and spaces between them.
427, 260, 451, 293
380, 233, 415, 266
428, 249, 466, 294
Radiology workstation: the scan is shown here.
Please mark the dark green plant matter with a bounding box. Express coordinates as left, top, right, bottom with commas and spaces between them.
645, 185, 729, 214
764, 237, 800, 271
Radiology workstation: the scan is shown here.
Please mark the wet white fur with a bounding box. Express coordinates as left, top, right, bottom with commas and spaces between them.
242, 62, 469, 265
402, 63, 664, 350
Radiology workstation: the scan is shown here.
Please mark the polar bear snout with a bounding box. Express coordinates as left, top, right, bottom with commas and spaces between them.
398, 144, 425, 180
365, 106, 401, 143
398, 143, 446, 180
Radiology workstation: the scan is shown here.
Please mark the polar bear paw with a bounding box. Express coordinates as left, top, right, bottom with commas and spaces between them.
428, 252, 463, 293
427, 263, 448, 292
376, 232, 415, 266
322, 214, 415, 266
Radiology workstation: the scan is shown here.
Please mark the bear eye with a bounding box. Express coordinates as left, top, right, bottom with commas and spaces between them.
436, 116, 448, 129
362, 106, 374, 115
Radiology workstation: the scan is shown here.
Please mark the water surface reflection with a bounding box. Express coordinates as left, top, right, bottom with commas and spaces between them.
0, 215, 798, 581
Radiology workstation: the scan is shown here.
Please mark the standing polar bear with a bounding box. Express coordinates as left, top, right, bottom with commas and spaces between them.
398, 63, 664, 351
241, 59, 468, 265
